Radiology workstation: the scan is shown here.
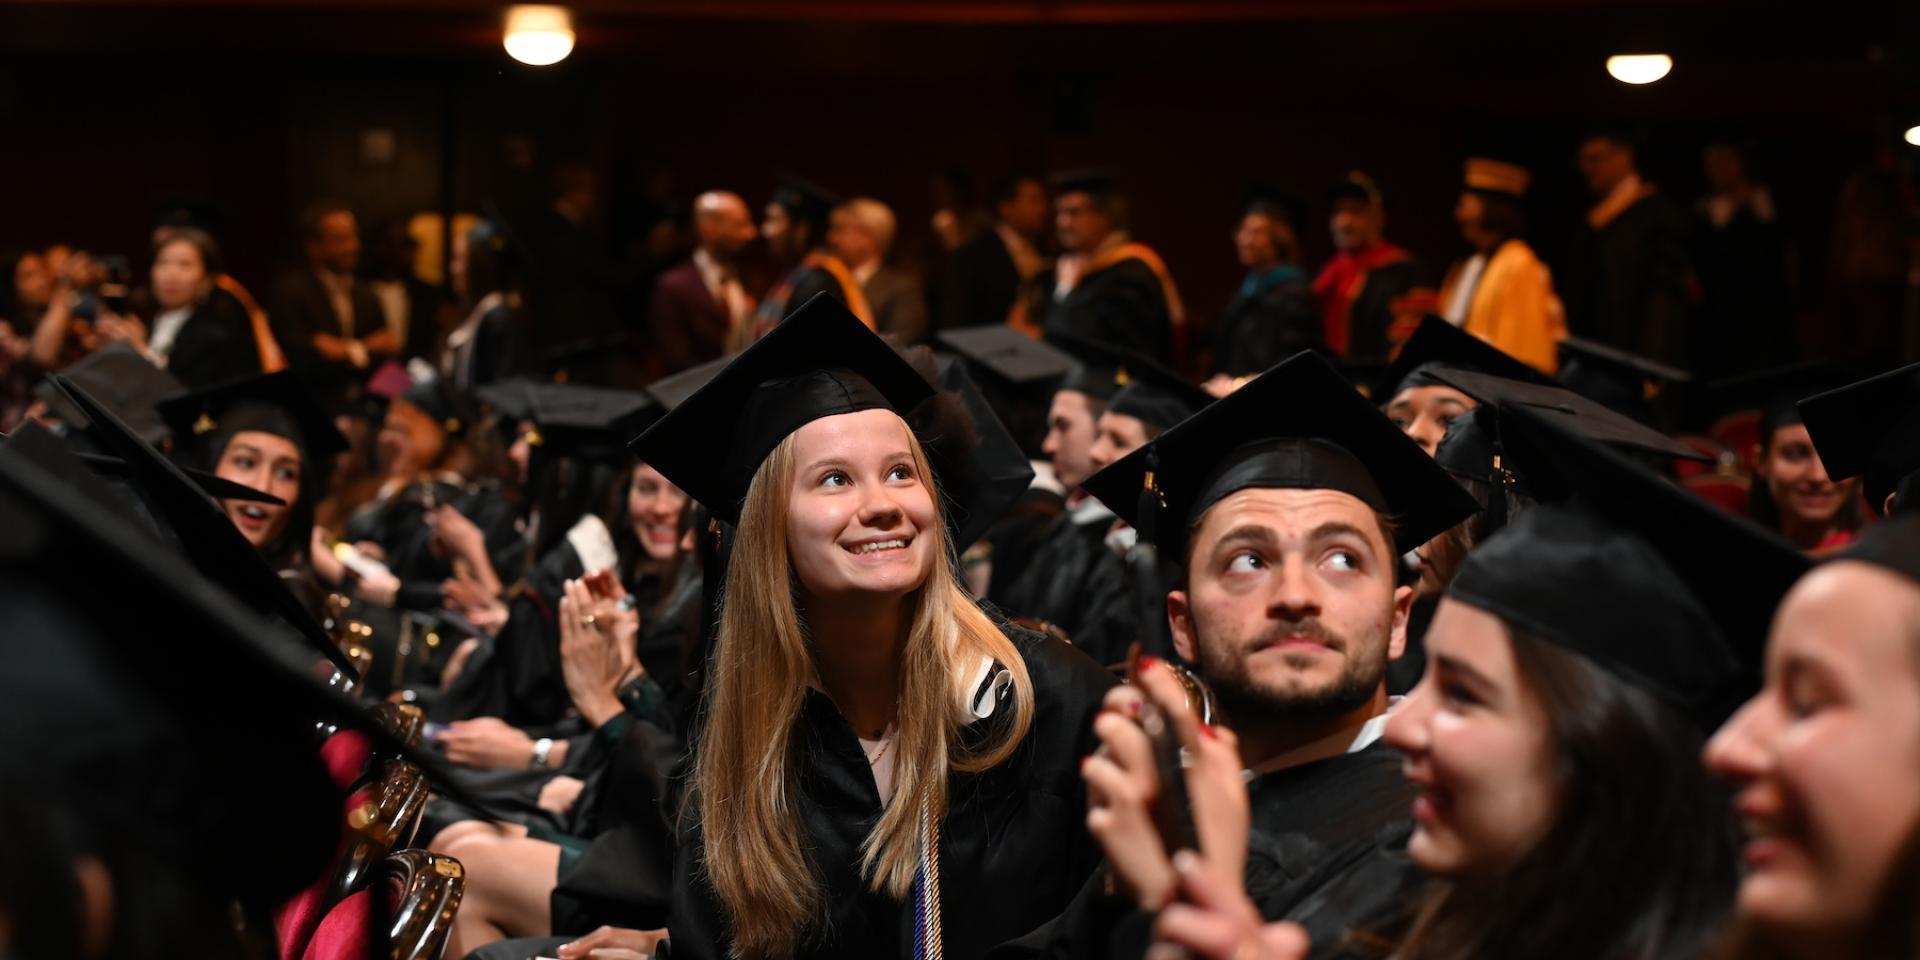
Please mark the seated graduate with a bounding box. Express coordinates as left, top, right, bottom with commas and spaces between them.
330, 370, 523, 616
637, 293, 1115, 959
431, 383, 687, 741
1799, 358, 1920, 520
157, 371, 350, 611
1373, 314, 1550, 459
1136, 398, 1811, 960
1706, 513, 1920, 960
998, 350, 1477, 959
1715, 364, 1866, 553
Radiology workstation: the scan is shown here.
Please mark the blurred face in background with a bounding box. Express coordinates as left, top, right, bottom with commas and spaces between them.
1329, 197, 1383, 252
697, 193, 757, 261
998, 179, 1051, 240
762, 203, 798, 261
1235, 212, 1282, 269
1577, 137, 1636, 196
628, 462, 690, 564
1055, 190, 1115, 254
307, 210, 361, 276
151, 238, 212, 311
1756, 423, 1855, 537
1387, 385, 1476, 458
378, 400, 447, 477
13, 252, 52, 313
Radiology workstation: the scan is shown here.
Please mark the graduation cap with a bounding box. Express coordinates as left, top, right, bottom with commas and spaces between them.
1327, 170, 1384, 207
51, 373, 360, 678
1049, 331, 1210, 428
475, 375, 539, 424
1083, 350, 1479, 556
770, 172, 842, 229
1837, 512, 1920, 585
1425, 366, 1708, 463
1448, 402, 1809, 723
1556, 336, 1692, 422
629, 292, 937, 525
0, 437, 510, 902
1375, 315, 1550, 401
1462, 157, 1532, 198
70, 448, 285, 505
155, 371, 350, 484
526, 383, 660, 463
401, 369, 475, 437
920, 354, 1037, 549
936, 325, 1074, 388
1799, 360, 1920, 515
1049, 168, 1121, 201
645, 353, 735, 411
32, 342, 183, 445
1705, 360, 1856, 438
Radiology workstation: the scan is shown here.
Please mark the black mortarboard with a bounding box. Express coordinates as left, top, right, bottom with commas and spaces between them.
1049, 168, 1120, 200
920, 354, 1036, 549
0, 438, 507, 900
770, 173, 841, 228
1049, 332, 1211, 429
645, 353, 734, 411
1434, 405, 1527, 491
527, 383, 660, 463
1426, 366, 1708, 463
475, 375, 539, 425
401, 370, 475, 437
1327, 170, 1384, 207
33, 342, 183, 445
70, 449, 285, 505
1837, 512, 1920, 585
1556, 336, 1692, 422
1375, 315, 1550, 401
1082, 351, 1479, 556
936, 325, 1074, 386
156, 371, 350, 478
51, 374, 359, 677
1450, 402, 1809, 721
1798, 360, 1920, 516
629, 293, 937, 524
1705, 360, 1856, 438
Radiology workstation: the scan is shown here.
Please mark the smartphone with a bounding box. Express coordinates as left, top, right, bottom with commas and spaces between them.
1126, 643, 1199, 855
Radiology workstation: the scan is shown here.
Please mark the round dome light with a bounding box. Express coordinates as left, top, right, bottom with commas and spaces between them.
1606, 54, 1673, 85
505, 5, 575, 66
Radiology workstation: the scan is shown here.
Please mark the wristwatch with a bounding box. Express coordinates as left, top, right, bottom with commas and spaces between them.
530, 737, 554, 770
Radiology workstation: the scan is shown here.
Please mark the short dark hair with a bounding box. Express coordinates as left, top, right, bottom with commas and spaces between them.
297, 200, 352, 243
990, 174, 1044, 208
152, 226, 224, 278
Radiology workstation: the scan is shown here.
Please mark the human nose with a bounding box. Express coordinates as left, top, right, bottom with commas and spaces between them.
1383, 677, 1433, 756
1703, 696, 1771, 785
1269, 555, 1321, 619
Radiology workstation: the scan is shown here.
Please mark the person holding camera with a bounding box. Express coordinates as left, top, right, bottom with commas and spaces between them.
93, 227, 261, 389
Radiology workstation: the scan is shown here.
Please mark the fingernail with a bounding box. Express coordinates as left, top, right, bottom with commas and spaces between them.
1171, 849, 1199, 873
1197, 723, 1216, 740
1139, 654, 1162, 670
1128, 698, 1144, 720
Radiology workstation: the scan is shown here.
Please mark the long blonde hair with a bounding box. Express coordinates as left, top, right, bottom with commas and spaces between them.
691, 419, 1035, 959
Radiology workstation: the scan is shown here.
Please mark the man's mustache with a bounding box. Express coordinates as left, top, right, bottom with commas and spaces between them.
1246, 618, 1345, 654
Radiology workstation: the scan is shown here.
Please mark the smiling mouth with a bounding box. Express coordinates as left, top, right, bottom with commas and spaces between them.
845, 536, 912, 555
233, 503, 272, 527
642, 522, 677, 542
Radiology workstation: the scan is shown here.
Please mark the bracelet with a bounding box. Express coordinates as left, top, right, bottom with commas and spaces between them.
530, 737, 554, 770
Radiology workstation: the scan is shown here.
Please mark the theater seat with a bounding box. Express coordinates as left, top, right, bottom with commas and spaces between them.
1672, 435, 1726, 481
1709, 410, 1763, 471
300, 851, 466, 960
1685, 472, 1750, 516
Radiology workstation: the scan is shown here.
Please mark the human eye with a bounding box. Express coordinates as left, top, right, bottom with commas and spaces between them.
274, 464, 299, 483
1324, 549, 1360, 573
1439, 680, 1481, 710
820, 470, 849, 488
886, 463, 915, 482
1225, 551, 1264, 573
1782, 670, 1833, 720
231, 454, 256, 470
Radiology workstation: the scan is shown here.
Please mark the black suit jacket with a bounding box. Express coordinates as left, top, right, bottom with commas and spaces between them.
268, 269, 384, 392
162, 287, 262, 390
938, 228, 1022, 332
1039, 258, 1173, 364
646, 259, 731, 378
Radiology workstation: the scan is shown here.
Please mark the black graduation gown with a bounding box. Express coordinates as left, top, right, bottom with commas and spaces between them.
1688, 206, 1794, 379
1560, 194, 1691, 366
990, 507, 1134, 667
1040, 260, 1174, 366
1212, 271, 1320, 377
160, 288, 263, 390
1343, 259, 1431, 366
665, 627, 1116, 960
992, 741, 1420, 960
342, 476, 524, 613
